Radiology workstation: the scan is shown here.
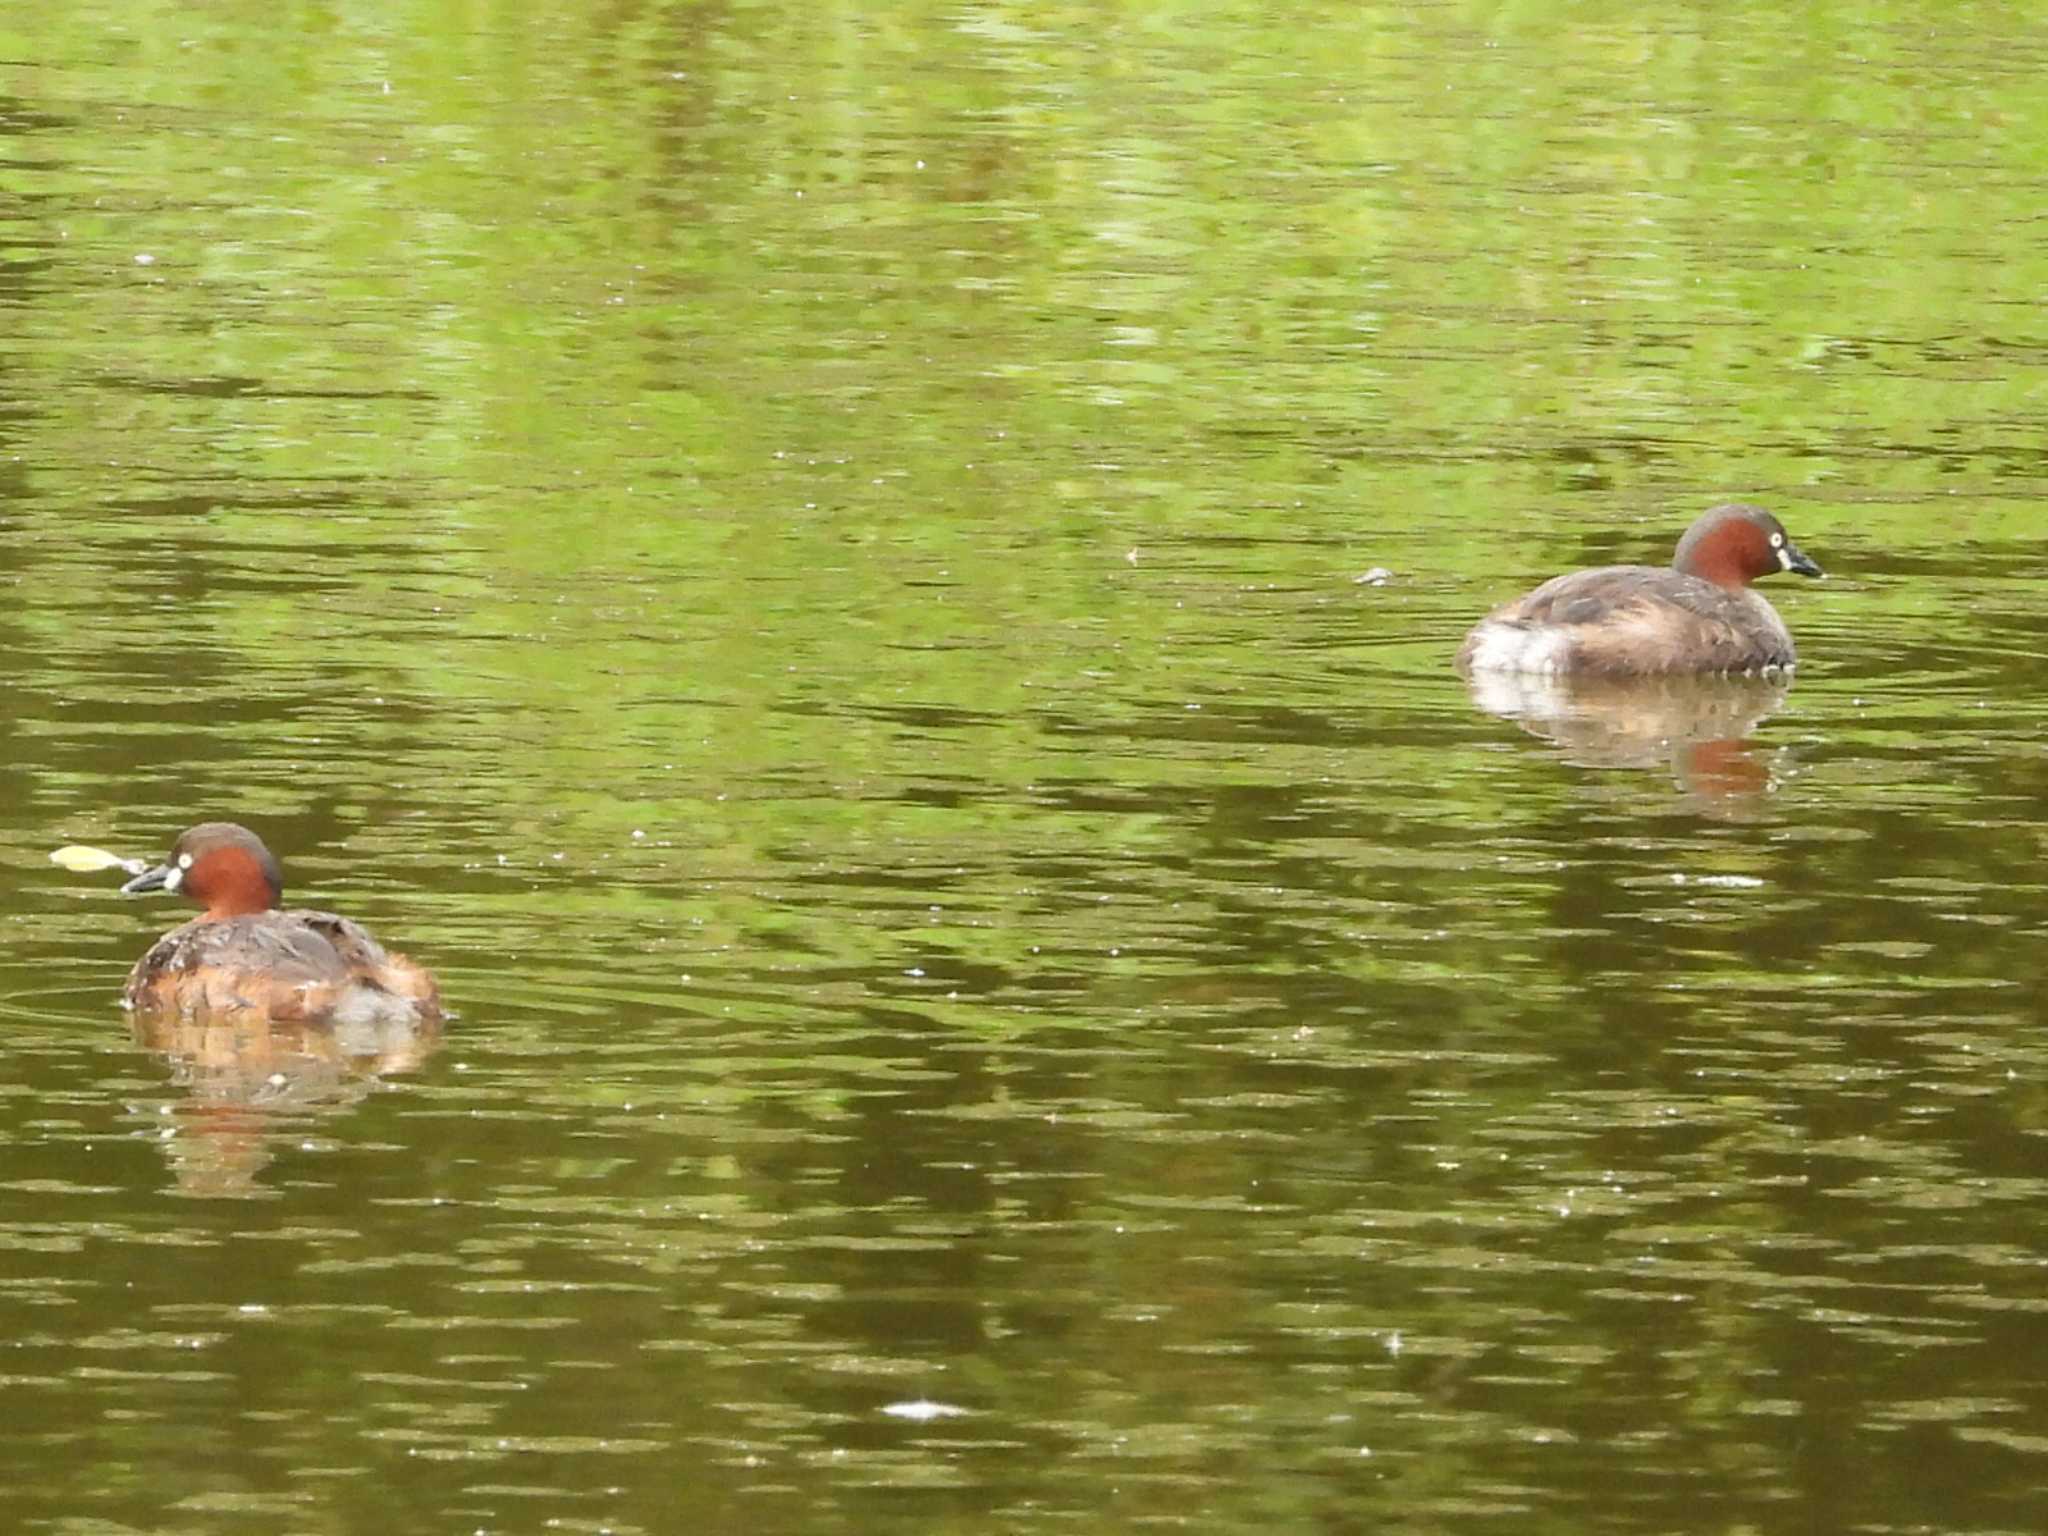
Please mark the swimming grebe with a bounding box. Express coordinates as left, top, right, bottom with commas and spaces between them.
121, 822, 441, 1025
1457, 503, 1823, 677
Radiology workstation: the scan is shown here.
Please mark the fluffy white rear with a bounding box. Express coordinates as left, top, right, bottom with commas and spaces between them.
1461, 622, 1573, 676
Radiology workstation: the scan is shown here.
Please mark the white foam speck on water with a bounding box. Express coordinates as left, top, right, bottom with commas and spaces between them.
882, 1399, 967, 1422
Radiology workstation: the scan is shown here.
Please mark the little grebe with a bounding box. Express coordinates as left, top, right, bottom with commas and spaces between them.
1457, 503, 1823, 677
122, 822, 441, 1026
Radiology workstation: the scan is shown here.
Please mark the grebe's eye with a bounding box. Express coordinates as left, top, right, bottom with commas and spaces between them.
177, 852, 194, 869
1770, 531, 1784, 548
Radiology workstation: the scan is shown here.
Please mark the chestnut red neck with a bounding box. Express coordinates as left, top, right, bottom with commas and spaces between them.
122, 822, 285, 921
1671, 503, 1821, 590
189, 843, 283, 920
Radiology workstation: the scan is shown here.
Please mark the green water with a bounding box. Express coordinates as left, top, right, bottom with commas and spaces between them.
5, 2, 2048, 1532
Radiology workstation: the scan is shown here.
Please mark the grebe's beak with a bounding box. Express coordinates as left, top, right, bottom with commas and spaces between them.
121, 862, 175, 896
1780, 540, 1823, 579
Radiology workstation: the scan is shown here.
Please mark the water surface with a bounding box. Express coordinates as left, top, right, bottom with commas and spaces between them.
4, 3, 2048, 1533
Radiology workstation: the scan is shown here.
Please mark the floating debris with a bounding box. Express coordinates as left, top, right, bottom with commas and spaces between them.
49, 844, 148, 876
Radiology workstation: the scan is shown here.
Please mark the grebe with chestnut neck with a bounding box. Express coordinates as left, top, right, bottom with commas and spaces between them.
1457, 503, 1824, 678
121, 822, 441, 1025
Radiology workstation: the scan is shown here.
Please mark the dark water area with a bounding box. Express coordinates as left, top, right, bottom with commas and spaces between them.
5, 3, 2048, 1533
